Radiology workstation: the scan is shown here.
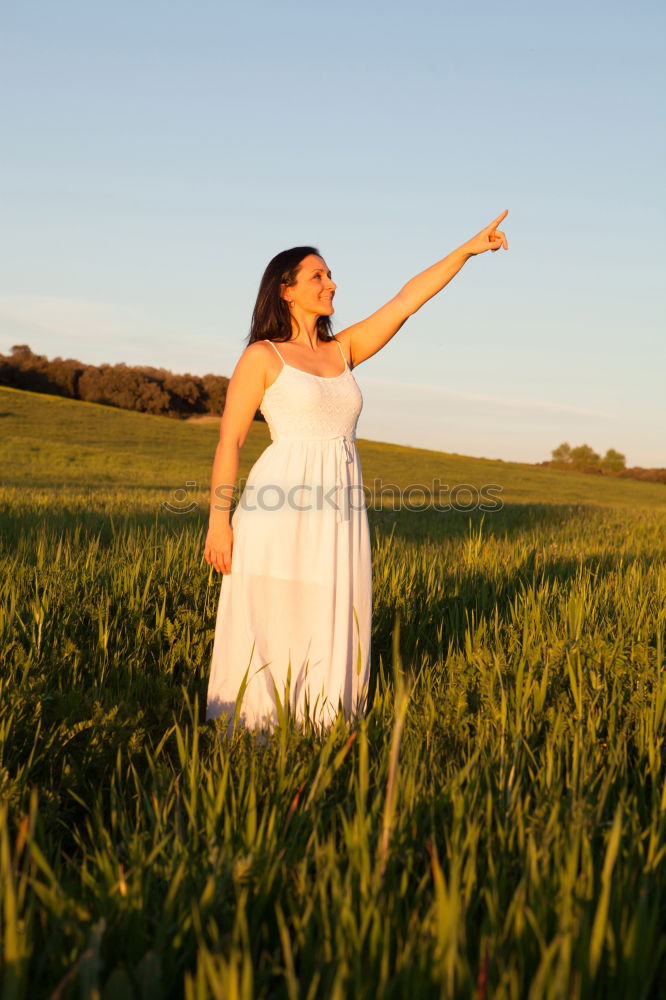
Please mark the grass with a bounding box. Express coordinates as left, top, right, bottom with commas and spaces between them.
1, 386, 665, 998
2, 385, 665, 508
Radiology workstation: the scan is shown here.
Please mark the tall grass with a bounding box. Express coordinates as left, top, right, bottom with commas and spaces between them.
1, 484, 665, 998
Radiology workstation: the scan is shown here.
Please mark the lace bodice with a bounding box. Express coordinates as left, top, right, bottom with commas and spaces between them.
259, 340, 363, 441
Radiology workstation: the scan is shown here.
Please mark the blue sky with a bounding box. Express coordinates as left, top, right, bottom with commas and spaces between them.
1, 0, 664, 465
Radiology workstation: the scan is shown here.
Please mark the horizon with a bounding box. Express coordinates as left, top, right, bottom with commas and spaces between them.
2, 346, 660, 472
1, 0, 664, 466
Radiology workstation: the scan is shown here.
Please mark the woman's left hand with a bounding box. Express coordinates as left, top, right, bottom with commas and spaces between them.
459, 210, 509, 257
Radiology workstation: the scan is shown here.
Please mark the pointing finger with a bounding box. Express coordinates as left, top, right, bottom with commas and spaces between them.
487, 209, 508, 230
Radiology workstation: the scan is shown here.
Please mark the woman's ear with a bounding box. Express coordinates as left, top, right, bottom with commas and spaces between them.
280, 283, 293, 304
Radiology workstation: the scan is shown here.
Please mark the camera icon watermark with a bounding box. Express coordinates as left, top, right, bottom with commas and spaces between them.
161, 481, 200, 514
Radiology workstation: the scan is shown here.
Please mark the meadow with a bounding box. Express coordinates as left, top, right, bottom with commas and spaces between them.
1, 384, 665, 999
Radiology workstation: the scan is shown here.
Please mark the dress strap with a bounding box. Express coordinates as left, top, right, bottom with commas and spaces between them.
334, 338, 349, 370
266, 340, 285, 366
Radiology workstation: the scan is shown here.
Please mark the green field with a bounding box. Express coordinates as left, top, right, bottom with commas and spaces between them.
1, 385, 665, 999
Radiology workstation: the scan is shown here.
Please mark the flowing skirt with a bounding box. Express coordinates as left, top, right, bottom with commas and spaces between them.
206, 436, 372, 732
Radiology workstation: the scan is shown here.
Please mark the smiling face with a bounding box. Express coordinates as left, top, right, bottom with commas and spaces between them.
281, 254, 337, 319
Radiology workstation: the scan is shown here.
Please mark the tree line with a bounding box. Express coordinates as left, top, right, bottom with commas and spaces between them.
551, 442, 626, 472
543, 442, 665, 484
0, 344, 248, 420
2, 346, 662, 481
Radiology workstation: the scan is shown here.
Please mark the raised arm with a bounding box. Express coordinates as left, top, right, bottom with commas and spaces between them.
337, 210, 509, 369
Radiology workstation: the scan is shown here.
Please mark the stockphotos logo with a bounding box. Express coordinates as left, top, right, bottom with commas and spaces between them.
161, 478, 504, 515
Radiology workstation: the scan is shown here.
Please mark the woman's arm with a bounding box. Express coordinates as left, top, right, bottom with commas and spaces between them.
337, 210, 509, 369
204, 343, 269, 573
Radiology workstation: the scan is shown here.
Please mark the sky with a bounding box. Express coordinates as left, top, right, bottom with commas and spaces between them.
1, 0, 664, 466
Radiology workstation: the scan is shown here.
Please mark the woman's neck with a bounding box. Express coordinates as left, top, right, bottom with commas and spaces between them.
288, 313, 320, 349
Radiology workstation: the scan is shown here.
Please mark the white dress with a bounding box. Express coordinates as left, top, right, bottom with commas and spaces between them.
206, 338, 372, 732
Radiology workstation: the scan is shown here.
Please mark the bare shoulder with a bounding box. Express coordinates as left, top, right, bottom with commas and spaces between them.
239, 340, 271, 363
233, 340, 281, 390
234, 340, 272, 372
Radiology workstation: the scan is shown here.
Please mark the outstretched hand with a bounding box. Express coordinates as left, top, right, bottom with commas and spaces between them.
460, 210, 509, 257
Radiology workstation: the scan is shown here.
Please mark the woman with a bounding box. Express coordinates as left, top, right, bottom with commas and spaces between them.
204, 211, 509, 733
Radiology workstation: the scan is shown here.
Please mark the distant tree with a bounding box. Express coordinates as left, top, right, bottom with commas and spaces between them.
135, 379, 173, 415
1, 344, 57, 394
79, 364, 172, 415
600, 448, 626, 473
551, 442, 572, 465
48, 357, 85, 398
569, 444, 601, 470
0, 358, 17, 387
163, 374, 206, 415
201, 374, 229, 415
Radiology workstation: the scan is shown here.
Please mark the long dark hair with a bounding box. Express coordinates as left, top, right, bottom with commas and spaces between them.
246, 246, 334, 345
